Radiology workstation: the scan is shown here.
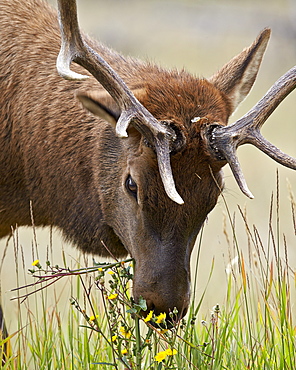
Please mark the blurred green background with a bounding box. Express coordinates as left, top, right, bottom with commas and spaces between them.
1, 0, 295, 333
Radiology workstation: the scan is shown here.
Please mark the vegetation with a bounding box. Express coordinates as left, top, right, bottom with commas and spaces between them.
1, 176, 295, 369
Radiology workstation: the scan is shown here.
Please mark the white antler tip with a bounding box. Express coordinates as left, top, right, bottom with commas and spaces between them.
115, 114, 131, 138
174, 195, 185, 205
57, 64, 89, 81
241, 186, 254, 199
56, 52, 89, 81
115, 127, 128, 138
246, 192, 255, 199
60, 70, 89, 81
167, 189, 184, 205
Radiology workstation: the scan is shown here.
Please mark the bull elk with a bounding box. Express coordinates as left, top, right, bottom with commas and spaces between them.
0, 0, 295, 322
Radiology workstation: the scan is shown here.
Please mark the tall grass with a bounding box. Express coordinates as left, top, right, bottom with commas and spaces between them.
1, 176, 295, 369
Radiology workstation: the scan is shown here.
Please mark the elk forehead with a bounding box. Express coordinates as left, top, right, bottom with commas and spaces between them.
139, 72, 232, 133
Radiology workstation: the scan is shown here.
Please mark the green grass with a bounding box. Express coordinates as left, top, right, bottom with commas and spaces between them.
1, 177, 295, 369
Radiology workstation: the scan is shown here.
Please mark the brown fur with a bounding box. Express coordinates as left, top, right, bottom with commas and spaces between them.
0, 0, 269, 317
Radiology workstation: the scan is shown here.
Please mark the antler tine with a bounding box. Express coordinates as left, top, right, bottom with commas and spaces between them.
56, 0, 88, 80
56, 0, 183, 205
56, 0, 162, 138
204, 66, 296, 198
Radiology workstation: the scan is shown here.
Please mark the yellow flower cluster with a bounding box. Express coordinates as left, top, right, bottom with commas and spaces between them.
119, 326, 131, 339
155, 312, 166, 324
144, 310, 153, 322
143, 311, 168, 327
107, 293, 118, 300
155, 348, 177, 363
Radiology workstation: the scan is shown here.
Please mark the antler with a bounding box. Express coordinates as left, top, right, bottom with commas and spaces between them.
203, 66, 296, 198
56, 0, 184, 205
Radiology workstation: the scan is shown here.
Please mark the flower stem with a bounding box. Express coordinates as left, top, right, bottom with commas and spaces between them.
135, 315, 142, 369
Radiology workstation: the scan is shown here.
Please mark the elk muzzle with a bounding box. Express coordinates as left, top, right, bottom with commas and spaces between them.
132, 247, 191, 323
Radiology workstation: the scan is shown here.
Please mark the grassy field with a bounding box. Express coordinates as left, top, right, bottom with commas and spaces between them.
1, 175, 296, 369
1, 0, 296, 369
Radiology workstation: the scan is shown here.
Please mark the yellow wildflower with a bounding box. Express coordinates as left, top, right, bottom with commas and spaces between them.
156, 312, 166, 324
121, 348, 128, 355
144, 310, 153, 322
165, 348, 177, 356
107, 293, 118, 300
154, 348, 177, 363
32, 259, 40, 267
98, 268, 103, 272
119, 326, 131, 339
89, 314, 99, 322
155, 350, 167, 363
111, 335, 117, 342
107, 270, 115, 275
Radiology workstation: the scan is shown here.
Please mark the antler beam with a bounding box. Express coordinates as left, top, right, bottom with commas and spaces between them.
56, 0, 184, 204
203, 66, 296, 198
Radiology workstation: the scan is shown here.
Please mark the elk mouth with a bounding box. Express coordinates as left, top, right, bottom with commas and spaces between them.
132, 275, 191, 328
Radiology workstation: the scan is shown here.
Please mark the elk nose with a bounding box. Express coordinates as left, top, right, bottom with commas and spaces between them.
139, 290, 190, 326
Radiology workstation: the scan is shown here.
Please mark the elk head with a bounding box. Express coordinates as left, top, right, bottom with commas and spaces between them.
56, 0, 296, 322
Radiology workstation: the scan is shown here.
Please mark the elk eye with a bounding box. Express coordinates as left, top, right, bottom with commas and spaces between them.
125, 175, 138, 199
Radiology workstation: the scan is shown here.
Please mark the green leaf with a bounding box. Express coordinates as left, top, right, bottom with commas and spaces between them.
136, 296, 147, 311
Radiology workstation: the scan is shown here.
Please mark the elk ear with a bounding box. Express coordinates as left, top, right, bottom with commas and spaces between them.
76, 88, 147, 126
76, 90, 120, 125
209, 28, 271, 114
